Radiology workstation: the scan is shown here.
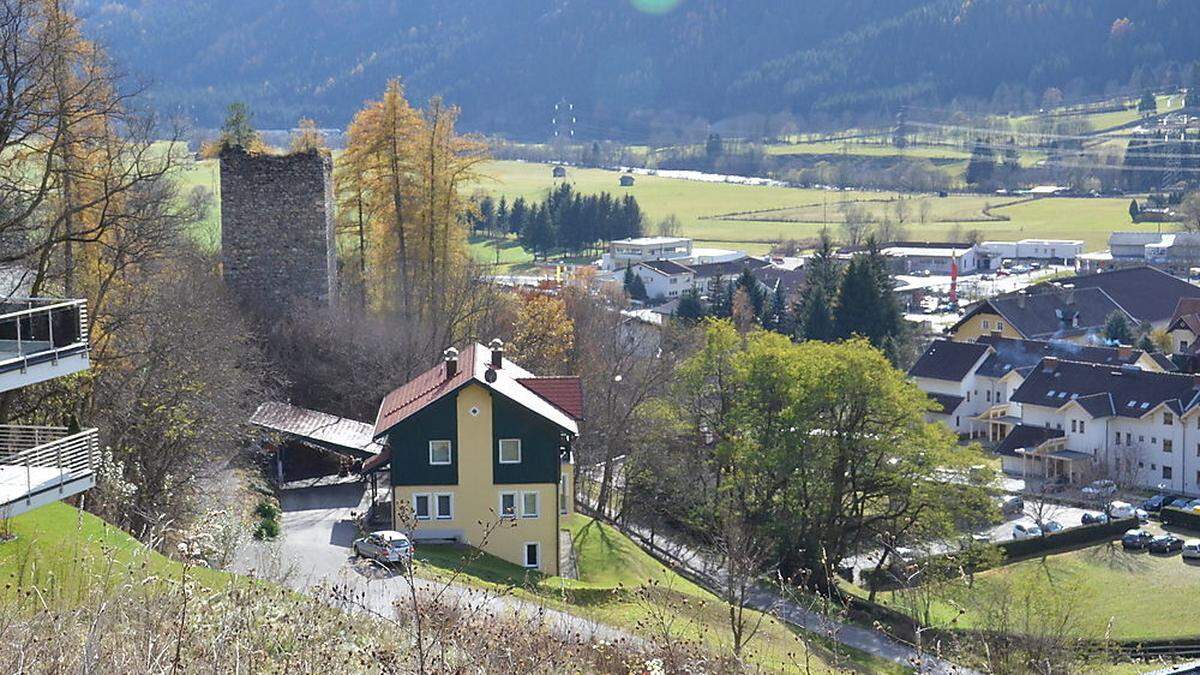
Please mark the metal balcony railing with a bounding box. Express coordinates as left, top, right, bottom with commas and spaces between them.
0, 425, 100, 508
0, 298, 89, 374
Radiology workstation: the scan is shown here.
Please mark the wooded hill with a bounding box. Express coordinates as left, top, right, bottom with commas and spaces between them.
78, 0, 1200, 137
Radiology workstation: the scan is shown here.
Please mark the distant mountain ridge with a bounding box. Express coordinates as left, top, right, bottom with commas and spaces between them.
77, 0, 1200, 137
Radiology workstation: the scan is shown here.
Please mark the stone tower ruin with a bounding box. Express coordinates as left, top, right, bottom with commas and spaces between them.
219, 147, 337, 312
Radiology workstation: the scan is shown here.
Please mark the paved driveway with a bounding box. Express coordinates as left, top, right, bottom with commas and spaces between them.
233, 481, 628, 644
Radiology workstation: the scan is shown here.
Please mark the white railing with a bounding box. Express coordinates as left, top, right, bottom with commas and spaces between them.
0, 298, 89, 373
0, 425, 100, 504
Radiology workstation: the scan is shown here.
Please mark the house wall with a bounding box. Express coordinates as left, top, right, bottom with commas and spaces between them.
1170, 327, 1197, 355
391, 384, 561, 574
1018, 401, 1200, 496
951, 312, 1023, 341
635, 268, 694, 301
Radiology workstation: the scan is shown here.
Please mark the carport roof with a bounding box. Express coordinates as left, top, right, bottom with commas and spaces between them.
250, 401, 382, 457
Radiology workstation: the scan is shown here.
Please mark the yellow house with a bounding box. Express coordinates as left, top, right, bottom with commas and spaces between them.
948, 287, 1129, 344
363, 341, 581, 575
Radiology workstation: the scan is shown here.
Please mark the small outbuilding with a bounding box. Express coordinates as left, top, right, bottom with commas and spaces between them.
619, 174, 635, 187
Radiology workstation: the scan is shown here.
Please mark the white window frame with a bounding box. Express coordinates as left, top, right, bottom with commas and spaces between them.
498, 438, 522, 464
434, 492, 453, 520
499, 491, 518, 519
523, 541, 541, 569
521, 491, 540, 519
429, 440, 452, 465
413, 493, 431, 521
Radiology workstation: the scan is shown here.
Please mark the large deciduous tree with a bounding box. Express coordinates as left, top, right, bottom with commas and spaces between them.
671, 321, 987, 590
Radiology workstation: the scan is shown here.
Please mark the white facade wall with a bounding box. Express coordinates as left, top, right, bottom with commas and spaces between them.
1017, 401, 1200, 496
636, 268, 694, 301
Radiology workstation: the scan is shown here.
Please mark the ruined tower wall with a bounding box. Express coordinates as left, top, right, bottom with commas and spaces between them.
218, 148, 337, 311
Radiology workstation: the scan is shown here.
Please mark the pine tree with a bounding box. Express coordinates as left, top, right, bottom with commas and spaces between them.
798, 284, 836, 342
1105, 311, 1134, 344
734, 267, 765, 318
761, 286, 789, 334
835, 256, 878, 341
710, 276, 733, 318
965, 139, 996, 186
1138, 90, 1157, 115
675, 287, 706, 323
623, 264, 635, 292
220, 102, 260, 150
496, 196, 509, 236
1128, 198, 1140, 223
509, 197, 528, 235
628, 272, 648, 301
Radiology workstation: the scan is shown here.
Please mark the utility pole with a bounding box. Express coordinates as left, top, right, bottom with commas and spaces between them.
552, 98, 576, 163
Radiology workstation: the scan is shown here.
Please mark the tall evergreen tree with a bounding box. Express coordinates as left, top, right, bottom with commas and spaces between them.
675, 287, 706, 324
628, 272, 648, 301
965, 139, 996, 186
508, 196, 528, 235
798, 284, 836, 342
496, 196, 509, 235
735, 267, 766, 318
761, 286, 789, 334
710, 276, 733, 319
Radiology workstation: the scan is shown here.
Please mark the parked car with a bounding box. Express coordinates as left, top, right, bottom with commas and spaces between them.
1141, 494, 1175, 513
1186, 499, 1200, 512
1082, 511, 1110, 525
995, 269, 1011, 277
1183, 539, 1200, 560
1040, 520, 1064, 534
352, 530, 414, 565
1082, 480, 1117, 497
1012, 522, 1043, 540
1121, 528, 1154, 550
1108, 500, 1135, 519
1000, 495, 1025, 515
1167, 496, 1194, 510
1149, 534, 1185, 554
1135, 508, 1150, 523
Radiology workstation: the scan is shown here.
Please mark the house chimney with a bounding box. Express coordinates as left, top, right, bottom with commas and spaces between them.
489, 338, 504, 369
1017, 292, 1026, 309
443, 347, 459, 379
1118, 345, 1133, 360
1043, 356, 1059, 373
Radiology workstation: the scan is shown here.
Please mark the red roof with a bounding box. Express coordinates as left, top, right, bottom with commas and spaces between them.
362, 445, 391, 473
373, 346, 477, 437
517, 377, 584, 419
371, 344, 583, 440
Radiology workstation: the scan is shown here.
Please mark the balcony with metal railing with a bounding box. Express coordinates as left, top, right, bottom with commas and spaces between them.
0, 298, 90, 393
0, 425, 100, 519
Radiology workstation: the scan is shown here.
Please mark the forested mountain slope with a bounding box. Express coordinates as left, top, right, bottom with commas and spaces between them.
78, 0, 1200, 137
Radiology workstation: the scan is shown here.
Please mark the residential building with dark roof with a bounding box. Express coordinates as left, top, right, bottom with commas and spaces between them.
1003, 357, 1200, 493
910, 335, 1173, 440
950, 266, 1200, 343
362, 341, 582, 574
632, 259, 695, 301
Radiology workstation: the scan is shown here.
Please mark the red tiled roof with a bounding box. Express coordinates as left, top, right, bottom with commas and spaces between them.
517, 376, 584, 420
372, 346, 476, 437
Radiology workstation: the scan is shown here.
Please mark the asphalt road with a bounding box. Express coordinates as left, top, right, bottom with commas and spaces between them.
233, 481, 630, 645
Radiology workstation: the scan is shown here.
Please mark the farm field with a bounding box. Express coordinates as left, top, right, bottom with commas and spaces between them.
171, 155, 1172, 271
764, 140, 971, 161
855, 539, 1200, 641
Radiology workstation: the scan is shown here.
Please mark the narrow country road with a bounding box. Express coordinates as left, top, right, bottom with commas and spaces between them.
599, 513, 980, 675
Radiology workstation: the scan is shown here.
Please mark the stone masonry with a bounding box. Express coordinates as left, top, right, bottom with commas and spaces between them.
219, 147, 337, 311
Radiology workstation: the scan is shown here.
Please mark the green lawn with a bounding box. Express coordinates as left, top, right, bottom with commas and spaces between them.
0, 502, 233, 606
860, 537, 1200, 641
765, 141, 971, 161
415, 514, 907, 674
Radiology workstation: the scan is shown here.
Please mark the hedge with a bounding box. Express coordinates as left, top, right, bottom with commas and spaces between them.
862, 517, 1137, 590
995, 516, 1137, 560
1159, 507, 1200, 531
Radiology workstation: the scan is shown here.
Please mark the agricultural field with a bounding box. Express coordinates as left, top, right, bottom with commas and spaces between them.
764, 140, 971, 161
171, 154, 1174, 272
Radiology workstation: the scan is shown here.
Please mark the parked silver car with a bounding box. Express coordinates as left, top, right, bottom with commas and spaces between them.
353, 530, 414, 565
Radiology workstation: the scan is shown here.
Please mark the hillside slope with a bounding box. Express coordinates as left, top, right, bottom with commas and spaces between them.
78, 0, 1200, 136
